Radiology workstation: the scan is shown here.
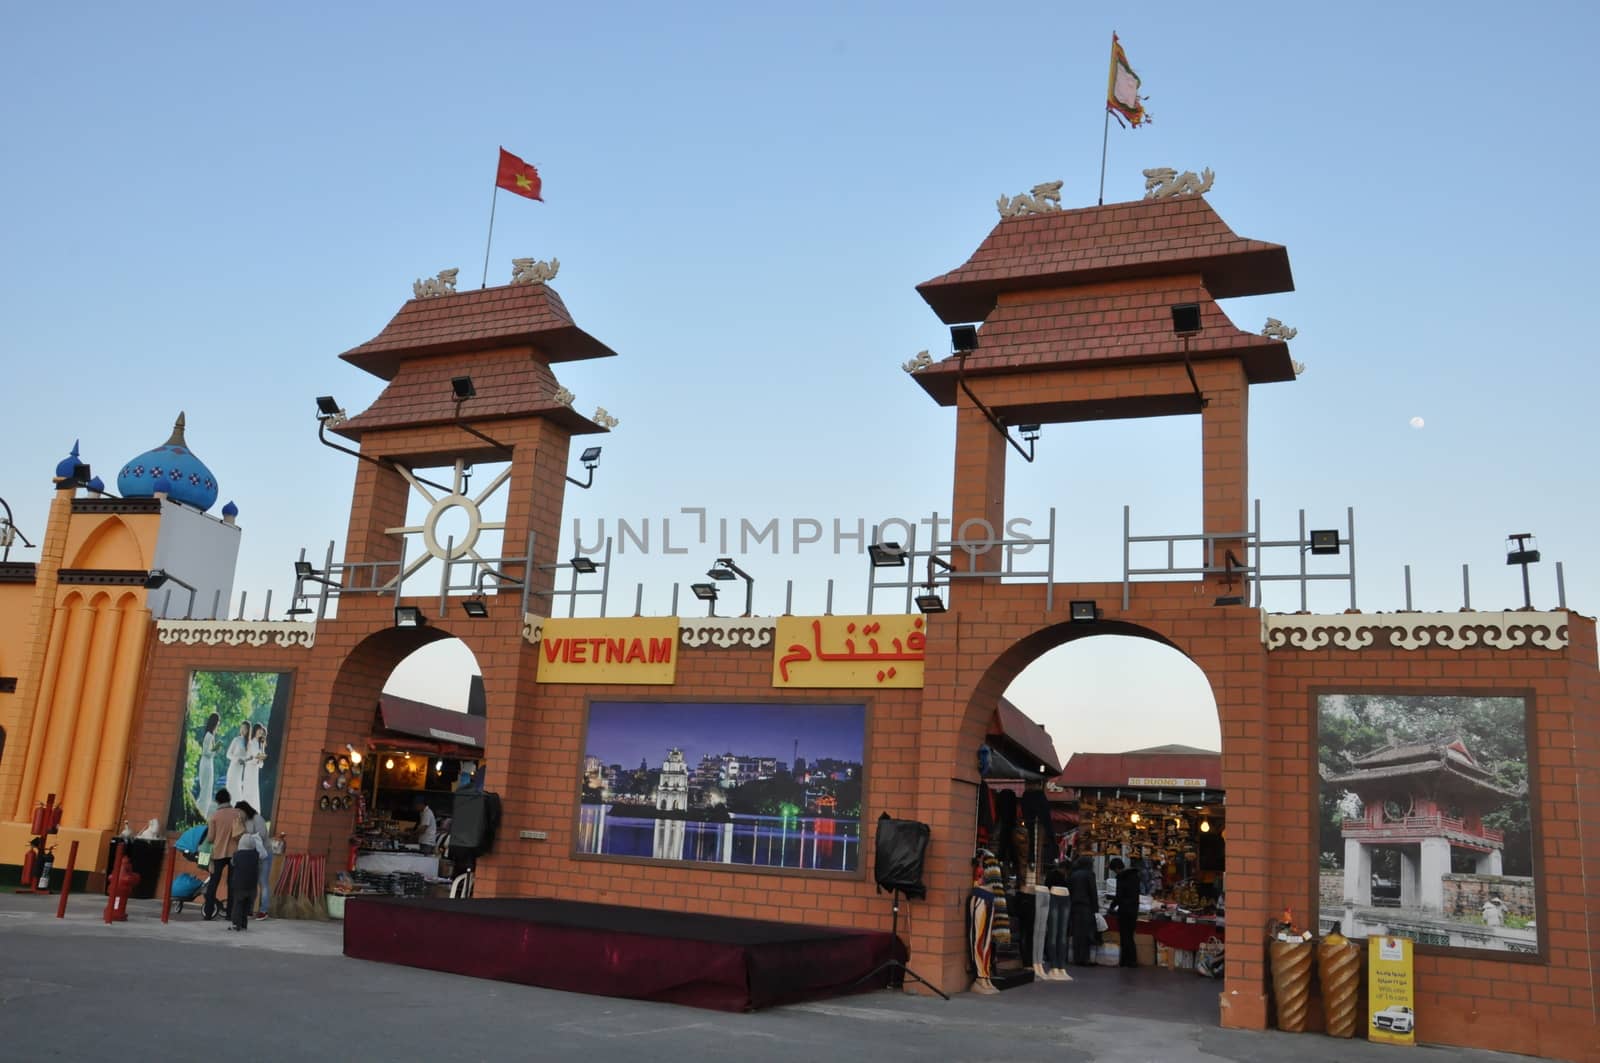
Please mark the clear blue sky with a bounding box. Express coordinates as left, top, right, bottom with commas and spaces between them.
4, 3, 1597, 756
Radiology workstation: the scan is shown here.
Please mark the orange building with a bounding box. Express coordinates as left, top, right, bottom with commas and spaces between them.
0, 190, 1596, 1061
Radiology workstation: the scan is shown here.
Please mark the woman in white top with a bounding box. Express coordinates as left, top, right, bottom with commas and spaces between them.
229, 801, 268, 931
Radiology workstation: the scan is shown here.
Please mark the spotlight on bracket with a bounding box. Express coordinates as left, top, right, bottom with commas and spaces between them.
569, 555, 598, 574
1309, 529, 1341, 556
950, 324, 978, 353
868, 542, 907, 568
1069, 599, 1099, 624
451, 376, 476, 401
394, 606, 426, 628
461, 598, 489, 619
915, 588, 947, 615
567, 446, 604, 490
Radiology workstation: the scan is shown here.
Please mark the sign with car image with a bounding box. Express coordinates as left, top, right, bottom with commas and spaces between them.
1367, 935, 1416, 1044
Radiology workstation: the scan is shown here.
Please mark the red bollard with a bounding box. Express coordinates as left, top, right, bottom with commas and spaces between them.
159, 842, 177, 924
55, 840, 80, 918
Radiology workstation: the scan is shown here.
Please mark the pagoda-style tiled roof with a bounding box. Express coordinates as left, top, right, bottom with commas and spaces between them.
340, 283, 618, 380
1325, 736, 1522, 799
910, 281, 1292, 405
333, 352, 604, 441
917, 195, 1293, 324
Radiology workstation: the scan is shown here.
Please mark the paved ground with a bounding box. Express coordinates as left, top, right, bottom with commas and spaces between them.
0, 892, 1542, 1062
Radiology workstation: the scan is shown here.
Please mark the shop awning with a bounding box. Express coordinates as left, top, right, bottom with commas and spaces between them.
988, 697, 1062, 776
376, 693, 485, 749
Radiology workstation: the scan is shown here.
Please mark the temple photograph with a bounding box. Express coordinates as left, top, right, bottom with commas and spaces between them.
1317, 693, 1535, 953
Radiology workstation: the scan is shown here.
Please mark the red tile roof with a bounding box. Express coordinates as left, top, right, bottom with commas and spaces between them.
1058, 747, 1220, 790
333, 349, 605, 440
917, 195, 1293, 323
910, 283, 1293, 404
340, 283, 618, 380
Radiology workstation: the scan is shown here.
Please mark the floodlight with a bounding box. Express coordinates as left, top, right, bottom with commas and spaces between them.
1069, 600, 1098, 623
394, 606, 426, 628
1309, 530, 1341, 556
950, 324, 978, 353
570, 555, 598, 574
915, 590, 947, 614
1170, 303, 1202, 336
294, 561, 315, 578
1213, 595, 1245, 607
868, 542, 907, 568
451, 376, 476, 400
691, 583, 719, 602
580, 446, 602, 465
315, 395, 342, 416
461, 598, 489, 619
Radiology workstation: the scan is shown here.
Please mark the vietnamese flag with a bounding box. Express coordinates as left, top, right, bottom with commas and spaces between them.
496, 147, 543, 201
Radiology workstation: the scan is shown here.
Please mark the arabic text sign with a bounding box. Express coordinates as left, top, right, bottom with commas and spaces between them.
1367, 935, 1416, 1045
537, 617, 679, 685
1127, 777, 1209, 787
772, 615, 926, 688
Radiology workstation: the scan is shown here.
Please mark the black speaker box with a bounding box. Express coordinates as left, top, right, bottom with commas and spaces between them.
873, 815, 930, 898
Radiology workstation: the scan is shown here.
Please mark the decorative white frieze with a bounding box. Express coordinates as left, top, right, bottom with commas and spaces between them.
155, 620, 316, 649
680, 618, 776, 650
1263, 611, 1568, 652
522, 614, 546, 645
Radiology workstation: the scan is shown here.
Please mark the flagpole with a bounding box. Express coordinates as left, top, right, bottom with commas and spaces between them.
480, 183, 500, 289
1097, 108, 1111, 206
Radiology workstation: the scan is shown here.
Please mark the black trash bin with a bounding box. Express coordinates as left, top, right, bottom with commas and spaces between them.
105, 838, 166, 899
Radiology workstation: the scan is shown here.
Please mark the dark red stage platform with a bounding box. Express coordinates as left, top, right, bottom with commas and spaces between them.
342, 896, 908, 1012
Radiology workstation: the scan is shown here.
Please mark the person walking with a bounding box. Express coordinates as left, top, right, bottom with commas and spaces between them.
229, 800, 266, 931
200, 789, 242, 921
1067, 854, 1100, 966
1109, 856, 1143, 967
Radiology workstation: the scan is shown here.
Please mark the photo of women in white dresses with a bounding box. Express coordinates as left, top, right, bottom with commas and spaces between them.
167, 671, 292, 832
193, 713, 220, 819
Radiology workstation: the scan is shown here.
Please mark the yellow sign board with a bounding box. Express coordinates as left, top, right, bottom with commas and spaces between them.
772, 615, 927, 688
537, 617, 679, 685
1367, 935, 1416, 1045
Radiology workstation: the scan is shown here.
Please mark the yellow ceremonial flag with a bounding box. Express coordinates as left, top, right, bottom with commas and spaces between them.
1107, 33, 1150, 128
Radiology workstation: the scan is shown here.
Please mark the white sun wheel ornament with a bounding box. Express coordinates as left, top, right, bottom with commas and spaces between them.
384, 459, 509, 589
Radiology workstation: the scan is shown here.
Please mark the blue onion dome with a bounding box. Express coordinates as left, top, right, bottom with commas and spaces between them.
221, 500, 238, 519
54, 440, 82, 479
116, 412, 219, 511
86, 476, 105, 493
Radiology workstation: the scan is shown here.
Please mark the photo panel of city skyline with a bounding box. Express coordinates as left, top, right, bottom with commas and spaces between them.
578, 699, 867, 874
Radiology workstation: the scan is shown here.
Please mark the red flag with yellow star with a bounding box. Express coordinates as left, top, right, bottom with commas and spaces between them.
496, 147, 543, 201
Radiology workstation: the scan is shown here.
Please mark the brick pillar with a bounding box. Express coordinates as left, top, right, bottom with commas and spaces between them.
950, 395, 1006, 577
1198, 362, 1249, 591
342, 457, 411, 576
497, 419, 572, 608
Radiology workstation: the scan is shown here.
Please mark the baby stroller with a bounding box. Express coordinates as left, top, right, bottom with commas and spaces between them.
171, 824, 209, 914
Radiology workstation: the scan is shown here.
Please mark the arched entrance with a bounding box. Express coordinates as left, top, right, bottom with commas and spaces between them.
983, 625, 1226, 1016
320, 628, 489, 886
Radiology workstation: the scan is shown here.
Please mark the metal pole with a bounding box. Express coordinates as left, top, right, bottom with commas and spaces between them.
568, 546, 579, 619
1556, 561, 1567, 609
210, 589, 222, 620
634, 584, 643, 617
261, 589, 272, 622
236, 591, 247, 622
1252, 498, 1263, 608
318, 540, 335, 621
55, 840, 80, 918
1045, 507, 1056, 613
599, 537, 613, 618
520, 531, 536, 618
785, 580, 794, 616
825, 579, 834, 616
1346, 507, 1358, 611
1122, 505, 1132, 610
438, 535, 453, 618
1298, 509, 1308, 614
1520, 561, 1533, 611
1462, 564, 1471, 610
670, 583, 680, 616
479, 182, 500, 289
1097, 106, 1111, 206
1403, 565, 1413, 612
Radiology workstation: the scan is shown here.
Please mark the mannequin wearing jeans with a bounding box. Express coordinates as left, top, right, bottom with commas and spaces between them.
1042, 862, 1072, 979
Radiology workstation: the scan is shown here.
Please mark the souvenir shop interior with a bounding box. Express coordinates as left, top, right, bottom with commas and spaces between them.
329, 694, 487, 902
971, 730, 1227, 989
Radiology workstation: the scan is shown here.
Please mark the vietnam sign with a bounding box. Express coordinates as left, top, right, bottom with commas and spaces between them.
537, 617, 679, 684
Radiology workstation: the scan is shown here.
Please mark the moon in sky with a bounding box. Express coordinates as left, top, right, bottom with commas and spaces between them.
1409, 416, 1425, 429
